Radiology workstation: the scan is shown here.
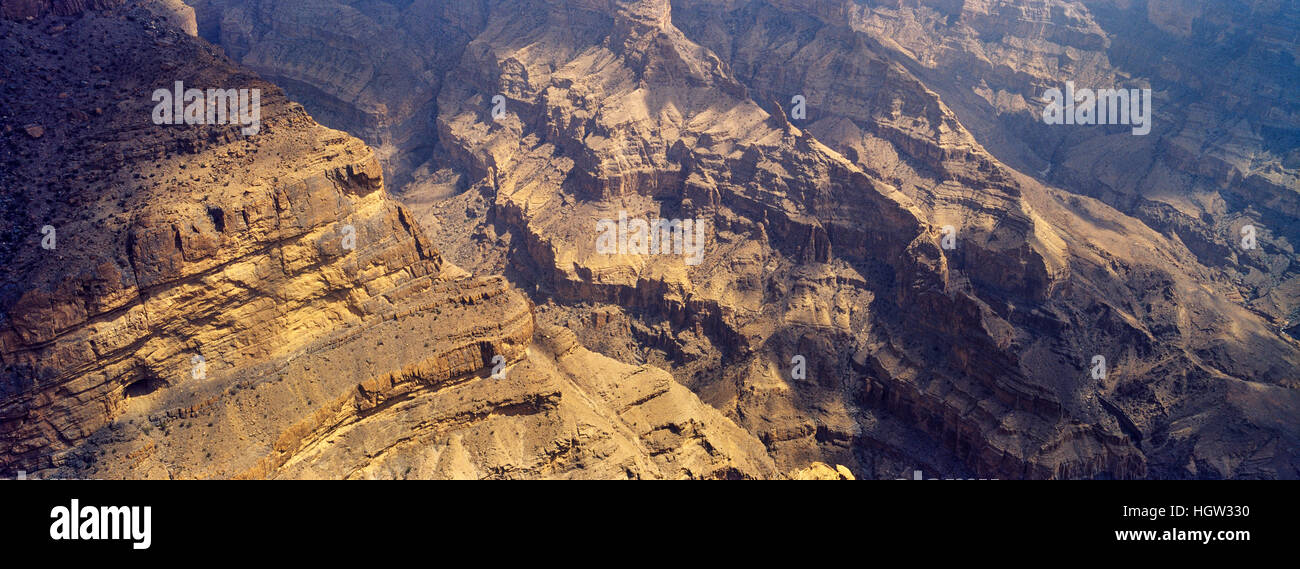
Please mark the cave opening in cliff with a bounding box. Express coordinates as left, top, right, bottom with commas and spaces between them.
123, 375, 167, 399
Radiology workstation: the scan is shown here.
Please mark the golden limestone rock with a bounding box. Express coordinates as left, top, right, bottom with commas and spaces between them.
792, 462, 856, 480
3, 0, 1297, 480
0, 3, 775, 479
189, 0, 1300, 479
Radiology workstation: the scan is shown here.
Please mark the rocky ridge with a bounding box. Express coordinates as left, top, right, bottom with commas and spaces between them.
2, 0, 1296, 479
832, 0, 1300, 331
186, 0, 1300, 479
0, 1, 776, 479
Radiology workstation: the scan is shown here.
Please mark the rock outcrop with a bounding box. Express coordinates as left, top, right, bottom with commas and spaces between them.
3, 0, 1296, 480
831, 0, 1300, 330
0, 2, 776, 479
184, 0, 1300, 479
792, 462, 855, 480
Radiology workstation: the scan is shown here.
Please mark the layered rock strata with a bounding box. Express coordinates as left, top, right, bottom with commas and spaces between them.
185, 0, 1300, 478
0, 2, 776, 479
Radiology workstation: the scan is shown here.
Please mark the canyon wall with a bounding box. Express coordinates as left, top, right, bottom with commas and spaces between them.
177, 0, 1300, 478
0, 2, 777, 479
2, 0, 1295, 479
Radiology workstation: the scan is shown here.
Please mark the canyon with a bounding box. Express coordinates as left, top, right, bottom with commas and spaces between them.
0, 0, 776, 479
1, 0, 1296, 479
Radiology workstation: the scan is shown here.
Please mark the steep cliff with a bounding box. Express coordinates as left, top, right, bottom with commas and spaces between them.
0, 2, 777, 479
832, 0, 1300, 330
184, 0, 1300, 479
3, 0, 1296, 479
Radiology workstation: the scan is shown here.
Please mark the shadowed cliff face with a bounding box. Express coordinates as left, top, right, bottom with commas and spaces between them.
2, 0, 1296, 479
1, 0, 125, 19
173, 0, 1300, 480
822, 0, 1300, 329
0, 2, 779, 479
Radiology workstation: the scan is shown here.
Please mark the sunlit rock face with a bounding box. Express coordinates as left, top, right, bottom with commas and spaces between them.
0, 2, 778, 480
2, 0, 1296, 479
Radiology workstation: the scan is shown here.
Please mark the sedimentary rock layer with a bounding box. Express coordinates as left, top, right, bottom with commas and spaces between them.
186, 0, 1300, 478
0, 2, 776, 479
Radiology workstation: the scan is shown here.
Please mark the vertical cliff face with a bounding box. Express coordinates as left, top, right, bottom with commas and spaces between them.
0, 1, 509, 474
175, 0, 1300, 480
833, 0, 1300, 330
0, 2, 778, 479
183, 0, 486, 191
2, 0, 1295, 479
